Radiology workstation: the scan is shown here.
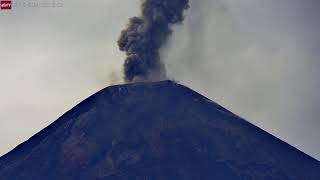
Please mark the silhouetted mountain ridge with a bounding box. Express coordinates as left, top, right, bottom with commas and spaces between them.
0, 80, 319, 180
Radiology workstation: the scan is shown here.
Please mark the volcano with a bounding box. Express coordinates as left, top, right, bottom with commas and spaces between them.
0, 80, 319, 179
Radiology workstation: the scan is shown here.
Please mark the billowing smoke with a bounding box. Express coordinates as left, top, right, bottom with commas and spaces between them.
118, 0, 189, 82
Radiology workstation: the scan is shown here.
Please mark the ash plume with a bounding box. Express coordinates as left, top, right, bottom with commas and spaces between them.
118, 0, 190, 82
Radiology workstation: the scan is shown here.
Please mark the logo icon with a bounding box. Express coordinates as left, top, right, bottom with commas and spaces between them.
1, 0, 12, 10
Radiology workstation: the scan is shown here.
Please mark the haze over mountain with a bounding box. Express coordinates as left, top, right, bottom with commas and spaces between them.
0, 81, 319, 180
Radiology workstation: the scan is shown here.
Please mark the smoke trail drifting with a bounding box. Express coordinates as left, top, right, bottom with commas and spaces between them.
118, 0, 190, 82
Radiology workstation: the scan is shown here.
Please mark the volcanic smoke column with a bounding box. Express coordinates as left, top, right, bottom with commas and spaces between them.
118, 0, 190, 82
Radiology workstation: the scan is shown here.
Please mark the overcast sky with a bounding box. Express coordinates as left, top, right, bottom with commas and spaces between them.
0, 0, 319, 160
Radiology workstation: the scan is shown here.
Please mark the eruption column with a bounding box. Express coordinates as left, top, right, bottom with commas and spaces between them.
118, 0, 190, 82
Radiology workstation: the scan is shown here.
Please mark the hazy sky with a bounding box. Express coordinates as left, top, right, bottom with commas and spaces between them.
0, 0, 319, 160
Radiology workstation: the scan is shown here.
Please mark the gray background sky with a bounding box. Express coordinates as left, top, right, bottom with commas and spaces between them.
0, 0, 319, 160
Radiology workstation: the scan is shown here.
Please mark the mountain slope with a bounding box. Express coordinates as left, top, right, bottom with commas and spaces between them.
0, 80, 319, 180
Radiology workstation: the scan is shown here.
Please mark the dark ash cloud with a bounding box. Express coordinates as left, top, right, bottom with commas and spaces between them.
118, 0, 189, 82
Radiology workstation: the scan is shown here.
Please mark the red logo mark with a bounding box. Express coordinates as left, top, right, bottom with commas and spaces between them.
1, 1, 12, 10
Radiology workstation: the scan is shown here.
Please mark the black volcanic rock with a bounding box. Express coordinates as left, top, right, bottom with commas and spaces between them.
0, 80, 319, 180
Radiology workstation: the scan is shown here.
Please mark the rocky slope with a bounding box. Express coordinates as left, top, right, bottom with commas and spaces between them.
0, 80, 319, 180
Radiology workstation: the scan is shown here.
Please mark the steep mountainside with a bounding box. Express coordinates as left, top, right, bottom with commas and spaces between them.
0, 80, 319, 180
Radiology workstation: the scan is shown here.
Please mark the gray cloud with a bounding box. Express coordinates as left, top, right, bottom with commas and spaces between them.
163, 0, 320, 159
118, 0, 189, 82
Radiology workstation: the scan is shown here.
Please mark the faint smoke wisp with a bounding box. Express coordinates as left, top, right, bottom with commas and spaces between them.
118, 0, 189, 82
